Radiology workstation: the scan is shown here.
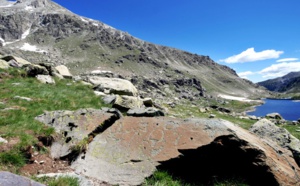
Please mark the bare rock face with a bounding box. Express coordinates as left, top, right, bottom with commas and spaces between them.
250, 118, 300, 166
35, 108, 115, 159
71, 117, 300, 186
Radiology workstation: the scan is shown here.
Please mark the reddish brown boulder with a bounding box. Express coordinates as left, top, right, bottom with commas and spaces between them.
72, 117, 300, 186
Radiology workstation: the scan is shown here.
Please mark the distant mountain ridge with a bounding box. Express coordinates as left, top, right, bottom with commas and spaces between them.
0, 0, 269, 102
258, 71, 300, 93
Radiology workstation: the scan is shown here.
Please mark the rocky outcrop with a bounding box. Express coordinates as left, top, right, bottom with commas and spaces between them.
250, 118, 300, 166
0, 54, 74, 82
35, 111, 298, 186
0, 171, 45, 186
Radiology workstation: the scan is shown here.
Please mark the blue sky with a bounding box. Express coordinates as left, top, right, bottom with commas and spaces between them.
52, 0, 300, 83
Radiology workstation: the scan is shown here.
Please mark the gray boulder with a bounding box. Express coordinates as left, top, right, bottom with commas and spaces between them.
55, 65, 72, 79
0, 171, 45, 186
89, 77, 138, 96
36, 75, 55, 84
127, 107, 164, 117
113, 95, 143, 110
250, 118, 300, 166
266, 112, 283, 120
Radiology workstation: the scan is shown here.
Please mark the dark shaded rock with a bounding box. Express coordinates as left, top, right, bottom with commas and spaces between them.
39, 63, 57, 76
23, 64, 49, 77
142, 97, 153, 107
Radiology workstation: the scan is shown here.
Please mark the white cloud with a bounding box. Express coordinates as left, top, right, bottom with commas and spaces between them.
220, 48, 284, 63
276, 58, 298, 63
237, 71, 255, 79
259, 62, 300, 78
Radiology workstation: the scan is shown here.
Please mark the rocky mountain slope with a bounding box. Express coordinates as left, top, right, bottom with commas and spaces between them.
258, 71, 300, 93
0, 0, 269, 103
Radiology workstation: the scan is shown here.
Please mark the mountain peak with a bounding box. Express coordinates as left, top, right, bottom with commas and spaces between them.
0, 0, 269, 98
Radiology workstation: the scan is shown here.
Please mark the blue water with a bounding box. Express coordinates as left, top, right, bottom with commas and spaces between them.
247, 99, 300, 121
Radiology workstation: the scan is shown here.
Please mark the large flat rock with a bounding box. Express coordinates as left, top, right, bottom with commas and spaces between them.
72, 117, 300, 186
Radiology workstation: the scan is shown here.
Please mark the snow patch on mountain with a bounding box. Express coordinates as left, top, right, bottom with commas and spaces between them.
21, 28, 30, 39
25, 5, 34, 11
19, 43, 46, 53
80, 17, 88, 23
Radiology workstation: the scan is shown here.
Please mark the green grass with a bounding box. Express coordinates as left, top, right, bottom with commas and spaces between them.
32, 176, 79, 186
281, 124, 300, 139
0, 68, 108, 171
143, 170, 185, 186
143, 170, 249, 186
167, 100, 257, 130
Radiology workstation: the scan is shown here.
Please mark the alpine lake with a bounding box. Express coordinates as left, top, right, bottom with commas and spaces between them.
247, 98, 300, 121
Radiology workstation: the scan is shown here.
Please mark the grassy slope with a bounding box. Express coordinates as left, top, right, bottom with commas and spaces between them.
0, 68, 107, 173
